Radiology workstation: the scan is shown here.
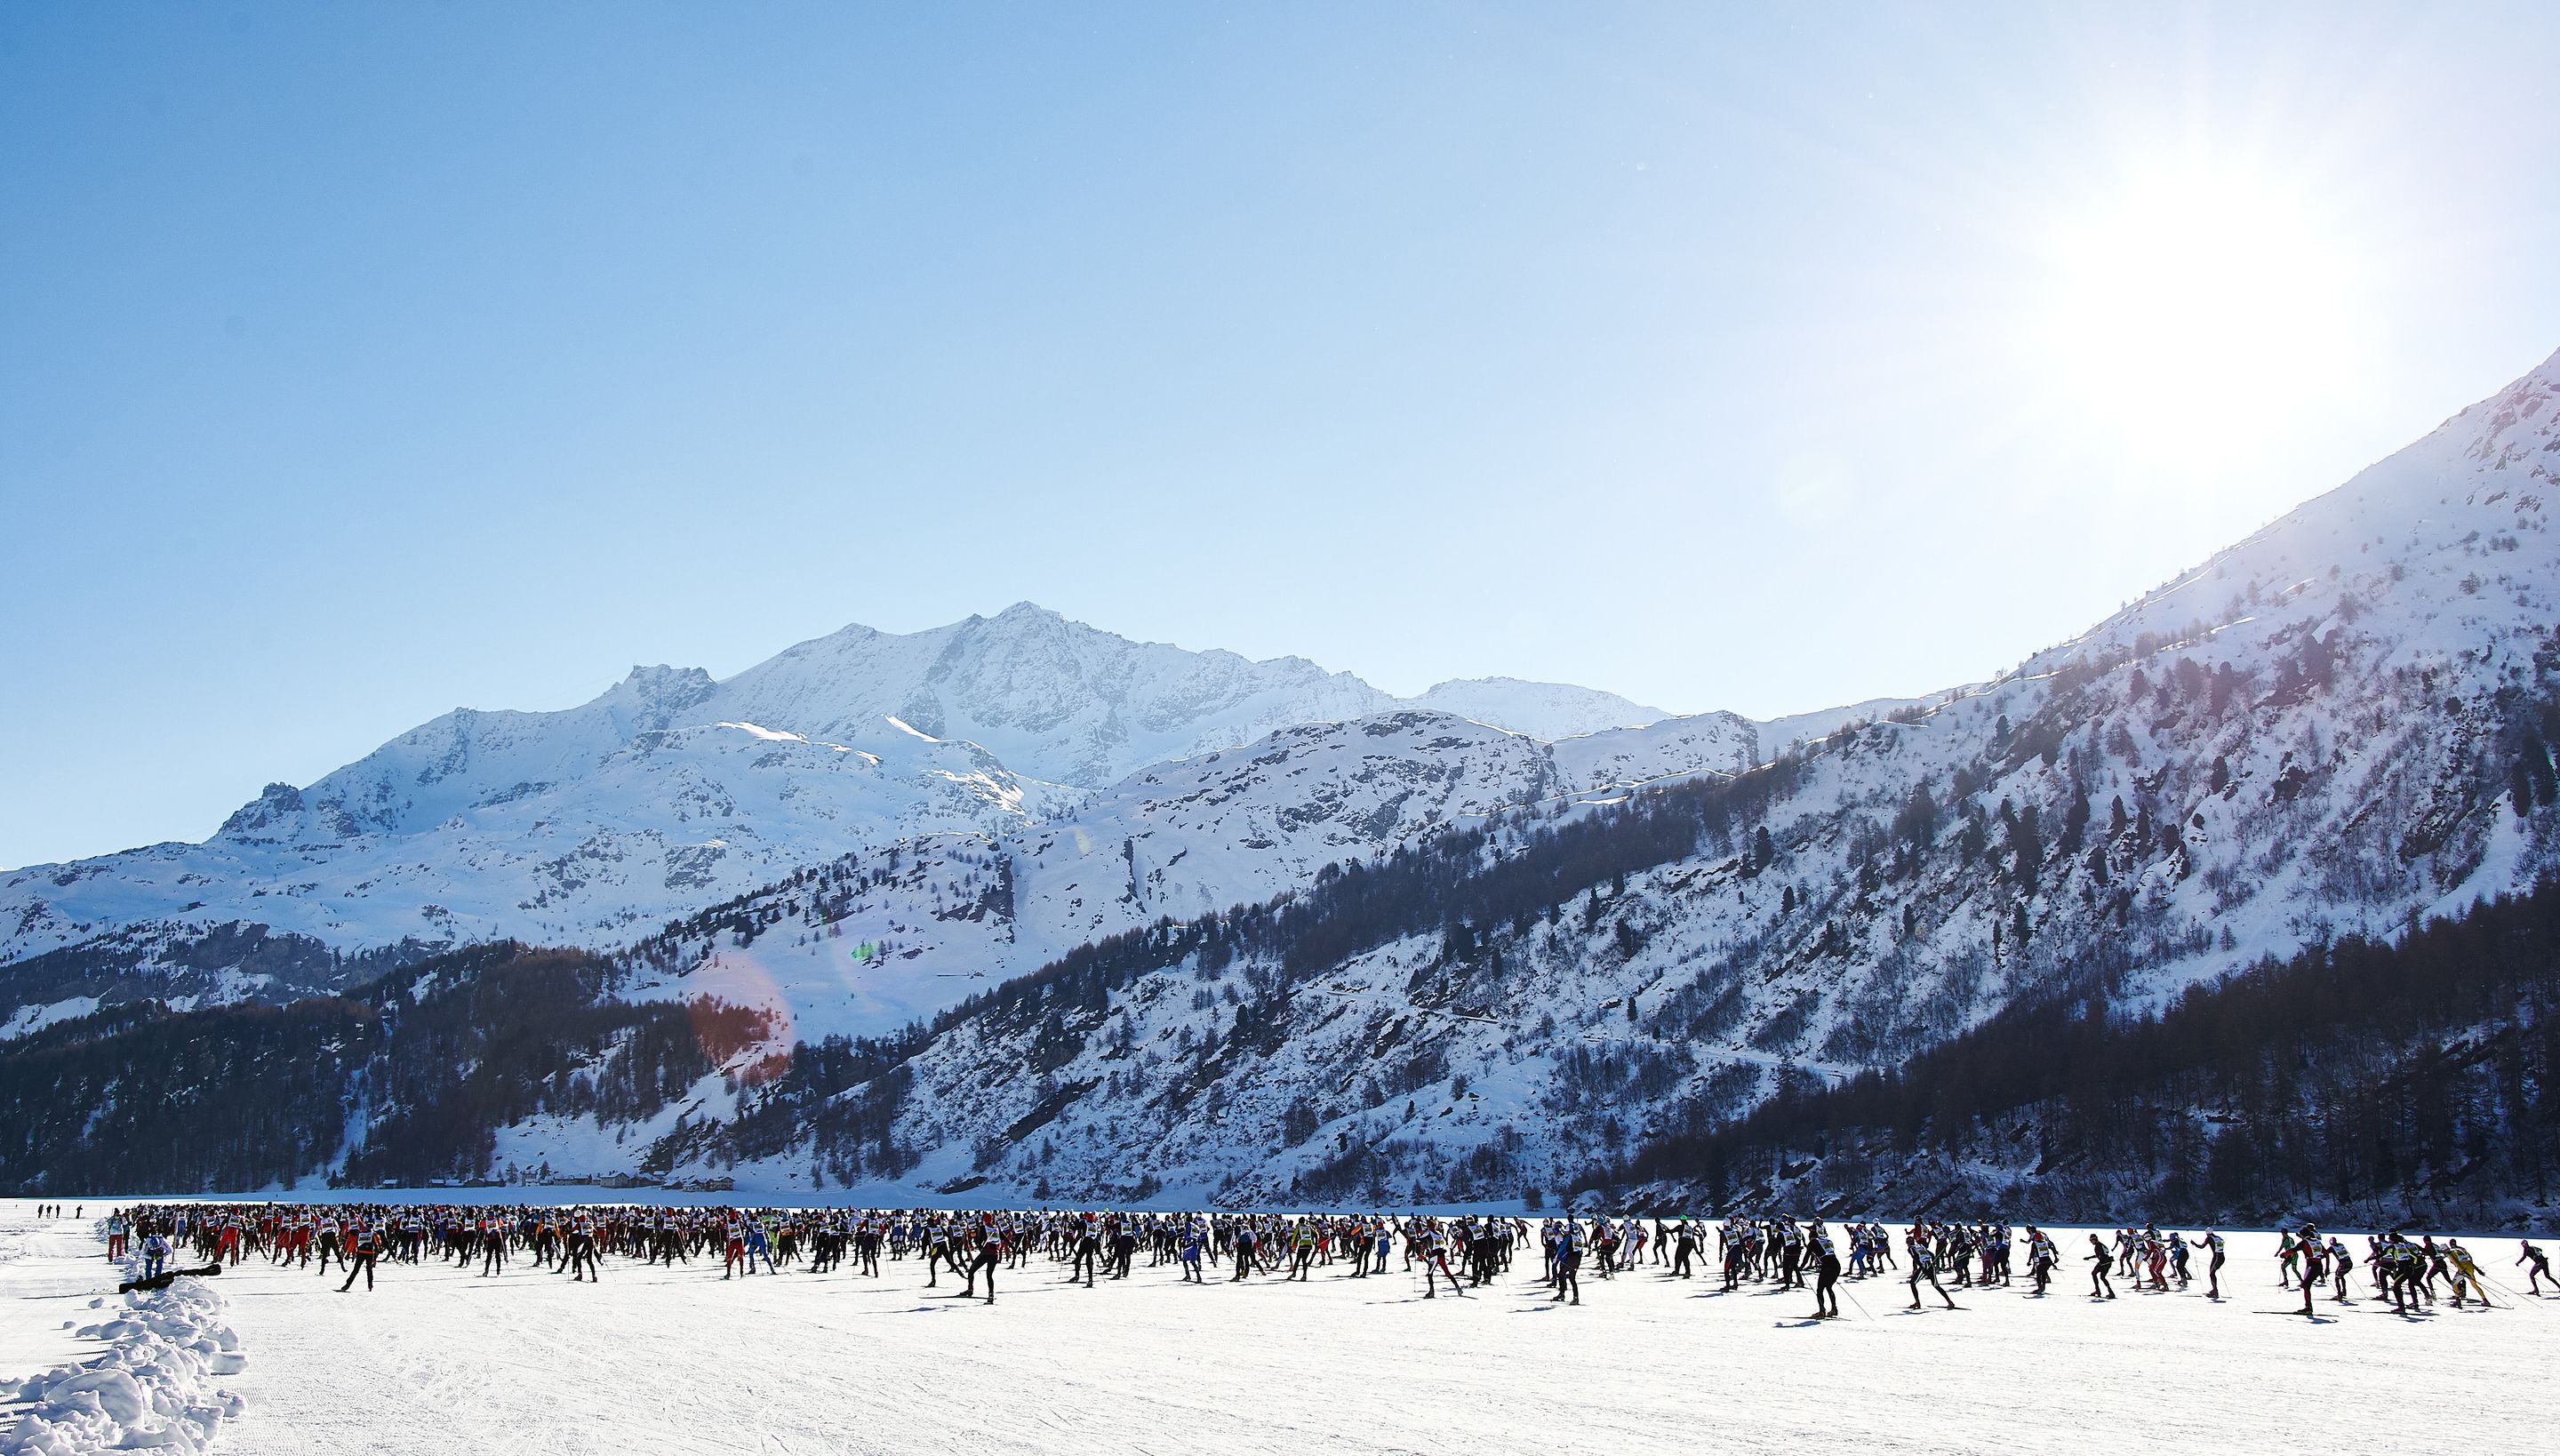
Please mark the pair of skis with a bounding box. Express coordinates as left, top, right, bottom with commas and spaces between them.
118, 1264, 223, 1293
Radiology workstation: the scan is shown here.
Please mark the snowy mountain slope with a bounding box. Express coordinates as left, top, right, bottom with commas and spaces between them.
0, 716, 1081, 990
708, 602, 1396, 788
0, 604, 1375, 976
631, 347, 2560, 1205
1755, 695, 1938, 756
1006, 711, 1556, 940
1406, 678, 1668, 740
12, 352, 2560, 1205
2, 607, 1735, 1017
1547, 711, 1759, 793
621, 709, 1755, 1040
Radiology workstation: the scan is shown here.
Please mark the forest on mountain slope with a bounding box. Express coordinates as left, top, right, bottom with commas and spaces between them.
1586, 875, 2560, 1226
4, 852, 2556, 1223
0, 945, 768, 1195
4, 658, 2554, 1213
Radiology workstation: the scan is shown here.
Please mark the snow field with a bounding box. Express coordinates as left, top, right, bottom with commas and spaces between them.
0, 1207, 247, 1456
196, 1225, 2556, 1456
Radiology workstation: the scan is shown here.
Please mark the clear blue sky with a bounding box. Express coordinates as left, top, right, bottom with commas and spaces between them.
4, 2, 2557, 869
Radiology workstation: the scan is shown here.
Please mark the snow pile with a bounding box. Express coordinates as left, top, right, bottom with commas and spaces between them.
1, 1255, 246, 1456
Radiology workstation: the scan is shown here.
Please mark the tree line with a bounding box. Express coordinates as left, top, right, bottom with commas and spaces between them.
1587, 875, 2560, 1224
0, 943, 743, 1194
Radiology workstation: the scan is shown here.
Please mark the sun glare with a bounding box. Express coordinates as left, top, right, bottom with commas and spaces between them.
2038, 168, 2363, 460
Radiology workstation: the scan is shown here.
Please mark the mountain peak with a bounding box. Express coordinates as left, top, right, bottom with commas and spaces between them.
604, 664, 717, 732
619, 662, 714, 692
1409, 677, 1669, 740
214, 781, 308, 837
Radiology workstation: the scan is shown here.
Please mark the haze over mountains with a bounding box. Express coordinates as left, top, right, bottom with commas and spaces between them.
4, 348, 2557, 1220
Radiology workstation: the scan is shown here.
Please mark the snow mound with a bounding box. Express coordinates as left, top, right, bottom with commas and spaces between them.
0, 1248, 246, 1456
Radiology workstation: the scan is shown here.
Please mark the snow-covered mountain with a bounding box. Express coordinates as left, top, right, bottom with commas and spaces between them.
706, 604, 1396, 788
14, 349, 2559, 1210
1754, 695, 1936, 756
1406, 678, 1666, 740
612, 344, 2558, 1205
0, 688, 1084, 1009
0, 604, 1732, 1030
620, 707, 1760, 1039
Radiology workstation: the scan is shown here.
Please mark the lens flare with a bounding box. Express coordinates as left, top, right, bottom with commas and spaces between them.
683, 948, 796, 1085
2031, 164, 2366, 464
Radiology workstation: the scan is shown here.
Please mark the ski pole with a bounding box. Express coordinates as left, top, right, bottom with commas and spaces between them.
2476, 1271, 2546, 1315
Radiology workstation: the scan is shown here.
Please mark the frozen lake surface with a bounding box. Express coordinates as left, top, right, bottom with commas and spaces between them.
7, 1203, 2556, 1456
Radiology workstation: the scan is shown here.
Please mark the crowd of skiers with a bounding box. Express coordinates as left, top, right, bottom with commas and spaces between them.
93, 1203, 2560, 1318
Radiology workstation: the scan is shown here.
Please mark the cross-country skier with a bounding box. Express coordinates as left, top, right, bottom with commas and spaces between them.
339, 1224, 380, 1292
962, 1224, 1004, 1304
1179, 1220, 1207, 1284
2294, 1226, 2327, 1316
1809, 1223, 1842, 1319
1545, 1221, 1578, 1306
1907, 1227, 1956, 1310
2519, 1240, 2557, 1295
2188, 1229, 2225, 1300
2444, 1241, 2491, 1307
2023, 1227, 2058, 1296
563, 1216, 604, 1283
2084, 1234, 2115, 1300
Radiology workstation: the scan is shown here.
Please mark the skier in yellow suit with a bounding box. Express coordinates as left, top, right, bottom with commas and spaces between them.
2443, 1240, 2492, 1307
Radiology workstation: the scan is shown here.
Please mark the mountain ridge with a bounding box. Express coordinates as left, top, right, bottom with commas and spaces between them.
7, 347, 2559, 1214
0, 603, 1750, 1030
612, 343, 2560, 1207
